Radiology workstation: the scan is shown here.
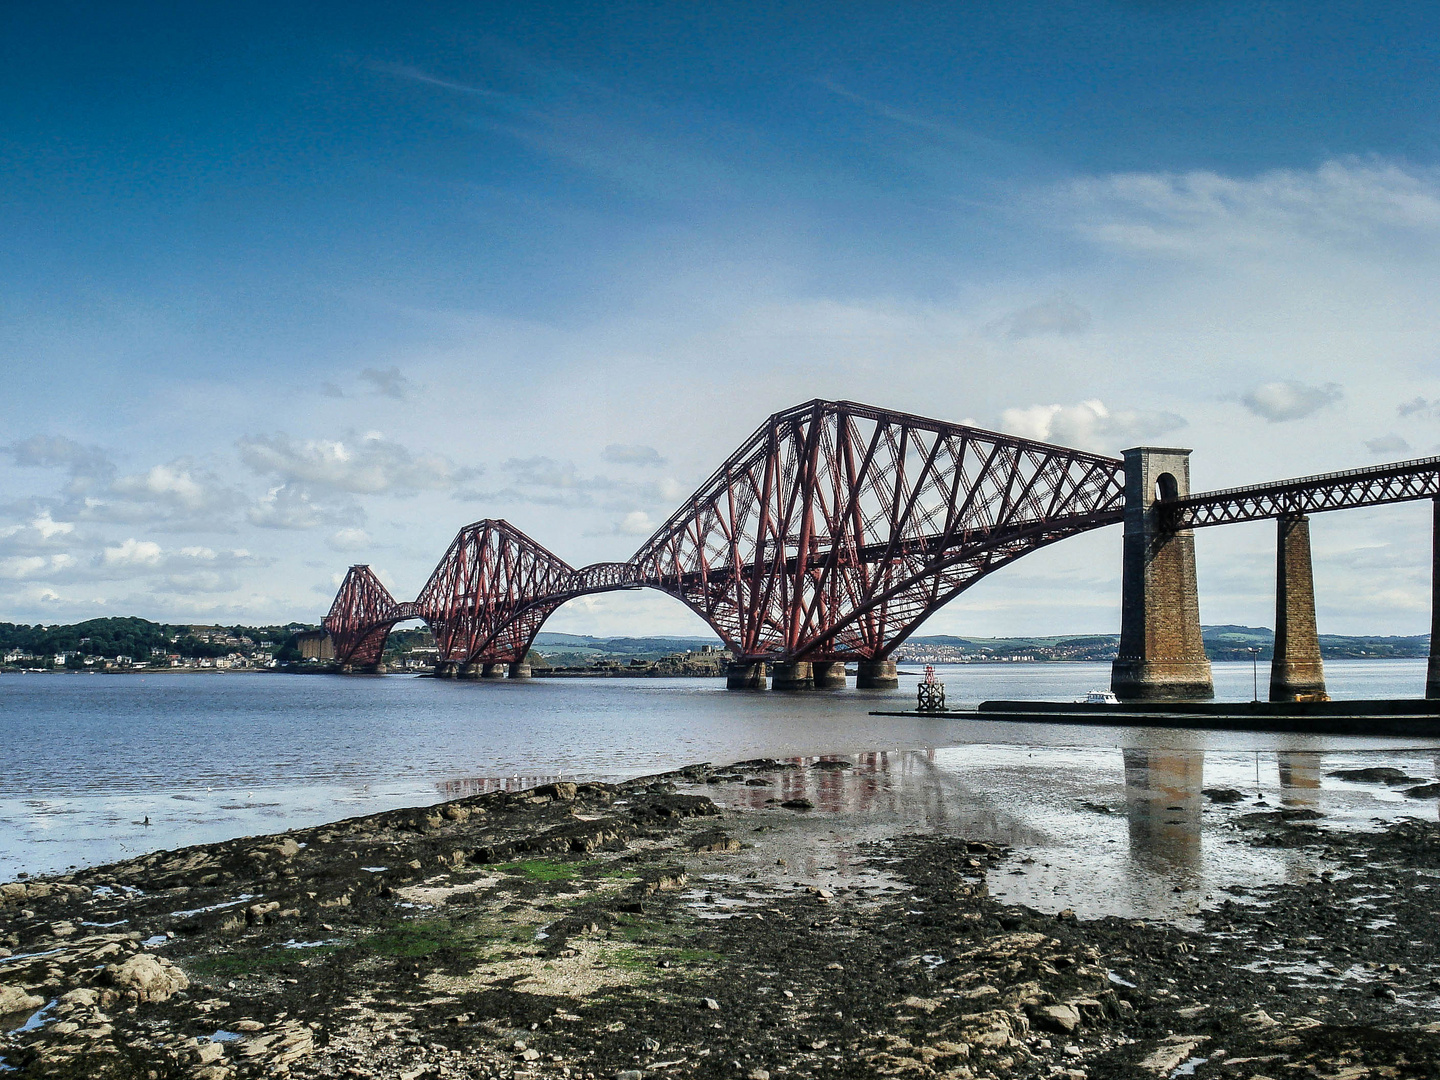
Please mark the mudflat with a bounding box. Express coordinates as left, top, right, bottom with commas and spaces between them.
1, 760, 1437, 1079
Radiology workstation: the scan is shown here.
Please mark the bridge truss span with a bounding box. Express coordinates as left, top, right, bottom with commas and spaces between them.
322, 399, 1129, 669
629, 400, 1126, 660
1163, 456, 1440, 529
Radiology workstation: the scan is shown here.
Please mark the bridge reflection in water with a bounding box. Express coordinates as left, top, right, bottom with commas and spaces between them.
431, 747, 1437, 922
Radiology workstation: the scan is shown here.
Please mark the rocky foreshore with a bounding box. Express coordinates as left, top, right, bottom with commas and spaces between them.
1, 760, 1438, 1079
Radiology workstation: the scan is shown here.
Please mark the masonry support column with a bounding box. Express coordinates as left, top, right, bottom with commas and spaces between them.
812, 661, 847, 688
458, 661, 481, 680
1270, 513, 1327, 701
770, 661, 814, 690
435, 661, 458, 678
1110, 447, 1214, 701
1428, 499, 1440, 699
856, 659, 899, 689
507, 662, 532, 679
480, 662, 507, 680
726, 661, 767, 690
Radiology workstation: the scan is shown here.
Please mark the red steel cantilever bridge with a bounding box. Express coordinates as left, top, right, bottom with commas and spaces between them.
323, 400, 1129, 678
322, 398, 1440, 695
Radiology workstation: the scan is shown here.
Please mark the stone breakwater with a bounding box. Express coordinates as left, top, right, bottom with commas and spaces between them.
0, 762, 1437, 1079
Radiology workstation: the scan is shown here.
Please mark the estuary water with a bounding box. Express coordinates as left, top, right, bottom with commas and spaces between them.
2, 660, 1438, 909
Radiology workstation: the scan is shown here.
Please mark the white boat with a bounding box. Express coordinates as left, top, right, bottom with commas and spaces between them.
1082, 688, 1119, 705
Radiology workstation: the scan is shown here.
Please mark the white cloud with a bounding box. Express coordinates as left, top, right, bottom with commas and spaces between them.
998, 399, 1186, 454
248, 485, 361, 530
91, 459, 244, 529
0, 511, 74, 544
102, 538, 163, 567
114, 463, 207, 508
326, 527, 372, 552
0, 554, 74, 581
1240, 381, 1343, 423
237, 432, 475, 495
614, 511, 656, 536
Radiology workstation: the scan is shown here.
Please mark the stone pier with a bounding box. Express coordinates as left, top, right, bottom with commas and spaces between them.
507, 662, 532, 680
481, 662, 507, 680
1270, 513, 1327, 701
811, 661, 847, 688
856, 659, 898, 689
458, 662, 481, 679
1110, 447, 1214, 701
725, 661, 767, 690
434, 661, 459, 678
770, 661, 814, 690
1429, 499, 1440, 700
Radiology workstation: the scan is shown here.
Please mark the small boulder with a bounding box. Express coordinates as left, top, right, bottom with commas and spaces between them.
1033, 1003, 1081, 1034
0, 984, 45, 1016
106, 952, 190, 1003
1201, 788, 1244, 803
690, 831, 741, 853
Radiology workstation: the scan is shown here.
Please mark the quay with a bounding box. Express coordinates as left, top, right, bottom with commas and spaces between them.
870, 697, 1440, 736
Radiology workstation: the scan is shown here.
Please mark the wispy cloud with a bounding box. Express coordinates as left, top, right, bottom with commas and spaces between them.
1365, 434, 1412, 455
1052, 159, 1440, 258
1240, 381, 1343, 423
986, 295, 1091, 340
358, 367, 411, 400
601, 444, 666, 467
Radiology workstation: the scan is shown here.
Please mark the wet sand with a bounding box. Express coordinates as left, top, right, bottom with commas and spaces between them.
2, 755, 1439, 1079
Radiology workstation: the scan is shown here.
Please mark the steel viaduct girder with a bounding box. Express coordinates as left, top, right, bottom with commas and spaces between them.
1161, 456, 1440, 530
322, 400, 1129, 668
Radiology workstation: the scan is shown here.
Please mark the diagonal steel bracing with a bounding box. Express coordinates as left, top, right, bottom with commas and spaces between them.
325, 400, 1129, 667
1163, 457, 1440, 529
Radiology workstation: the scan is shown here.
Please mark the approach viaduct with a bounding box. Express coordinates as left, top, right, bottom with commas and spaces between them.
323, 399, 1440, 701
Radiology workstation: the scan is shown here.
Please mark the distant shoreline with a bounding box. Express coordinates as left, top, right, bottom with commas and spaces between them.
2, 654, 1429, 679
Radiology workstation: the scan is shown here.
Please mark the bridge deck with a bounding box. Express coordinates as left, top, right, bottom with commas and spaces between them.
1163, 456, 1440, 529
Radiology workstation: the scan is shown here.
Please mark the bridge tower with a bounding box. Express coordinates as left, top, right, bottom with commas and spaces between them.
1429, 499, 1440, 700
1270, 513, 1327, 700
1111, 447, 1214, 701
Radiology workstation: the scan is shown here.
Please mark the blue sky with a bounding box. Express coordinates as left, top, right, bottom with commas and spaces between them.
3, 1, 1440, 636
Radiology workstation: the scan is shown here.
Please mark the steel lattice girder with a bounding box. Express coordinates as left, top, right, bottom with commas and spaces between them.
1163, 456, 1440, 529
412, 520, 579, 665
627, 400, 1126, 660
322, 565, 405, 667
322, 399, 1128, 666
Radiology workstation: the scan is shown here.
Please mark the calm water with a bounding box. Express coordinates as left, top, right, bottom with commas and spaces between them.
2, 660, 1437, 897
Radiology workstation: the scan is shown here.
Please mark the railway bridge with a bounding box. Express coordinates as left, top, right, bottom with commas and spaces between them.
322, 399, 1440, 701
